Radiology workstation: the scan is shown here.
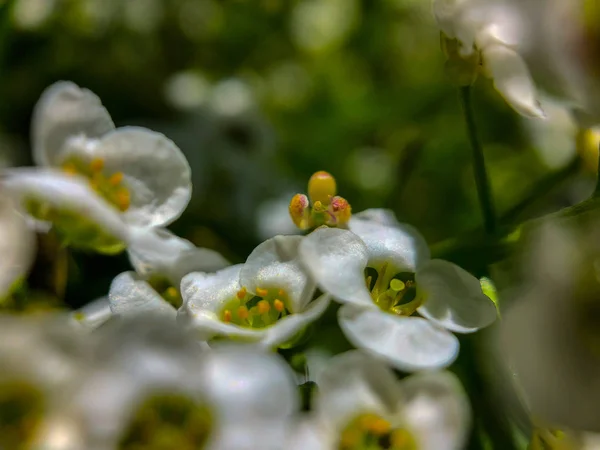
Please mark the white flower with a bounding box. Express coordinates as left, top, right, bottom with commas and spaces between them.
179, 234, 330, 349
32, 81, 192, 228
69, 316, 298, 450
109, 227, 229, 318
500, 222, 600, 432
287, 350, 470, 450
433, 0, 544, 118
0, 191, 35, 297
0, 314, 91, 449
70, 296, 113, 331
299, 209, 497, 371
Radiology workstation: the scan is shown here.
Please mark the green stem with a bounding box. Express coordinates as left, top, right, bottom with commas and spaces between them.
459, 86, 497, 236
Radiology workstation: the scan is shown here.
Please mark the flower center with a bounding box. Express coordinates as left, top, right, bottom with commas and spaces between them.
147, 276, 182, 309
0, 380, 45, 450
118, 393, 212, 450
338, 413, 418, 450
62, 157, 130, 212
364, 263, 421, 316
220, 286, 291, 328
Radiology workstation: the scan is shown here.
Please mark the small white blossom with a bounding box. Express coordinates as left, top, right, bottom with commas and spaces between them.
179, 235, 330, 349
287, 351, 470, 450
70, 296, 113, 331
433, 0, 544, 118
109, 227, 229, 318
299, 209, 497, 371
68, 315, 298, 449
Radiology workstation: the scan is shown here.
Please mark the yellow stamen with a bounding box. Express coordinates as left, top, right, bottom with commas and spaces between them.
390, 279, 405, 292
289, 193, 310, 229
108, 172, 124, 186
274, 299, 284, 312
90, 158, 104, 172
256, 287, 269, 297
278, 289, 285, 297
223, 310, 232, 323
368, 417, 391, 435
62, 162, 78, 175
237, 306, 249, 320
236, 287, 247, 300
257, 300, 270, 314
165, 287, 178, 300
116, 189, 130, 212
308, 170, 337, 205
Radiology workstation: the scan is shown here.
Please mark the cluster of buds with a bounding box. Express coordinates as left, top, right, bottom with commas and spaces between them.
288, 171, 351, 230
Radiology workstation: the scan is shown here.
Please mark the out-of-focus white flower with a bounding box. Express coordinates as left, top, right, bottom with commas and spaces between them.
69, 315, 298, 449
109, 228, 229, 318
299, 209, 497, 371
0, 315, 91, 449
0, 192, 35, 298
500, 221, 600, 432
70, 296, 113, 331
287, 351, 470, 450
32, 81, 192, 228
179, 235, 330, 349
433, 0, 544, 118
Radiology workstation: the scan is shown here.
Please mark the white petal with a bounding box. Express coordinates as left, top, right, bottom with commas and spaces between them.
299, 227, 373, 307
241, 235, 315, 312
32, 81, 114, 166
286, 418, 332, 450
416, 259, 497, 333
351, 208, 401, 227
348, 216, 430, 272
483, 44, 544, 118
401, 371, 470, 450
128, 227, 228, 285
108, 271, 176, 318
71, 296, 112, 331
0, 193, 35, 296
338, 305, 459, 372
198, 346, 298, 421
209, 421, 290, 450
316, 350, 404, 430
1, 168, 130, 243
61, 126, 192, 227
260, 293, 330, 349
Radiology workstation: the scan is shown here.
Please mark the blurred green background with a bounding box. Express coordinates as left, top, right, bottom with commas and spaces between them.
0, 0, 589, 308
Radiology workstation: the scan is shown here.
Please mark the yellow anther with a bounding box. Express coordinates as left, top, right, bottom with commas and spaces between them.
257, 300, 270, 314
308, 171, 337, 205
340, 429, 361, 448
223, 310, 232, 323
237, 306, 249, 320
108, 172, 124, 186
274, 299, 284, 312
368, 417, 391, 435
256, 287, 269, 297
236, 287, 247, 300
90, 158, 105, 172
165, 287, 178, 300
116, 189, 131, 212
390, 279, 405, 292
278, 289, 285, 297
289, 194, 310, 229
62, 162, 78, 175
330, 195, 351, 225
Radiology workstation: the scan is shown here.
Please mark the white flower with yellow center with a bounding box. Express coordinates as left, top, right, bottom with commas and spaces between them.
287, 351, 470, 450
179, 235, 331, 349
109, 227, 229, 318
433, 0, 544, 118
0, 315, 90, 450
4, 81, 192, 254
0, 192, 35, 298
299, 209, 497, 371
70, 316, 298, 450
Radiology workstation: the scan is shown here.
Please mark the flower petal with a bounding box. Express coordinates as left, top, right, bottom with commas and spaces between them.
32, 81, 115, 166
299, 227, 373, 307
61, 126, 192, 227
348, 216, 430, 272
482, 44, 544, 118
401, 371, 471, 450
286, 418, 331, 450
241, 235, 315, 312
416, 259, 497, 333
108, 271, 176, 318
338, 305, 459, 372
316, 350, 404, 430
351, 208, 401, 227
71, 296, 113, 331
128, 227, 228, 285
260, 293, 330, 349
1, 168, 130, 243
0, 193, 35, 296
